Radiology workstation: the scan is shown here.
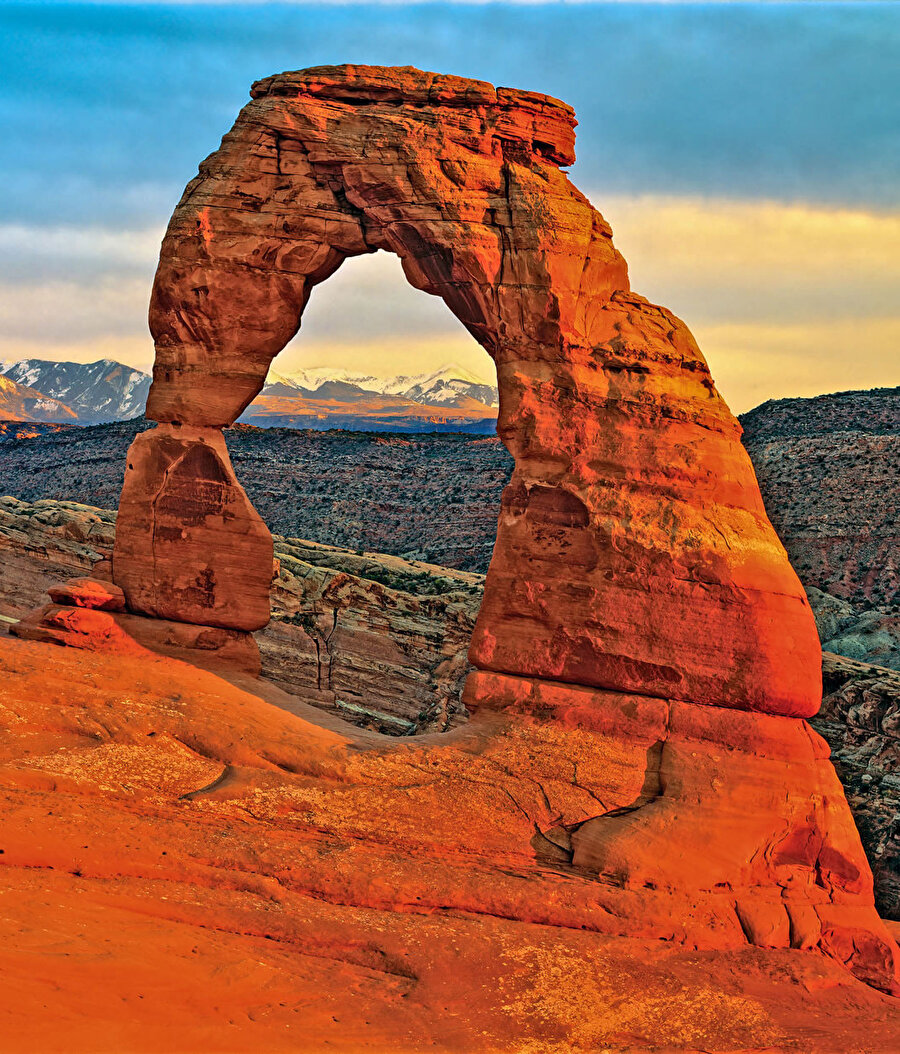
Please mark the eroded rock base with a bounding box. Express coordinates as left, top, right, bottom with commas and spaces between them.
12, 588, 261, 677
113, 424, 274, 631
4, 606, 897, 996
1, 634, 898, 1053
465, 670, 900, 993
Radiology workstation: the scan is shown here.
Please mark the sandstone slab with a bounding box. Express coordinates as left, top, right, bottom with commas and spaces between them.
0, 633, 898, 1052
47, 577, 125, 612
11, 604, 260, 677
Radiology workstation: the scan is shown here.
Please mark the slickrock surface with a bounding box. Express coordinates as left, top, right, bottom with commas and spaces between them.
3, 497, 899, 926
1, 496, 479, 734
0, 633, 899, 1053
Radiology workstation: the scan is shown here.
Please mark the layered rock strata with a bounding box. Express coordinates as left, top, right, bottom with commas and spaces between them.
6, 496, 900, 919
4, 494, 900, 988
86, 64, 897, 988
1, 496, 478, 733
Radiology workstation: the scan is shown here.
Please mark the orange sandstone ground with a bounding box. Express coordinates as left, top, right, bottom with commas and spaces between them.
0, 633, 897, 1053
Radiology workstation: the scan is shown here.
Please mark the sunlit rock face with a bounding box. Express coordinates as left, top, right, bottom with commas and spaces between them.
106, 65, 898, 993
116, 63, 819, 717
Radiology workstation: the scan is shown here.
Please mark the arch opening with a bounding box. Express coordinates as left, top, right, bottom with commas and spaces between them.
223, 249, 512, 736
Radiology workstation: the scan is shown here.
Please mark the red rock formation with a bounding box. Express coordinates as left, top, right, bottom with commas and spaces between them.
119, 63, 819, 717
47, 577, 125, 612
114, 425, 272, 630
101, 65, 895, 992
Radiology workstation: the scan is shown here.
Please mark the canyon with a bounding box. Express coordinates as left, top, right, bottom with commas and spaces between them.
3, 493, 899, 928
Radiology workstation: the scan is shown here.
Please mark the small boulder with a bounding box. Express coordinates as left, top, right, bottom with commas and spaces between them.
48, 577, 127, 612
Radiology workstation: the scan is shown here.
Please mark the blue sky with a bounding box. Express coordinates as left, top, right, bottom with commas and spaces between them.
2, 2, 899, 411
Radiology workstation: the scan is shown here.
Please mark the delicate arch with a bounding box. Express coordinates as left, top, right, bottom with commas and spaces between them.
113, 64, 821, 717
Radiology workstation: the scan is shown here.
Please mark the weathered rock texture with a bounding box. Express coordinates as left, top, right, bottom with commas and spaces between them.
265, 539, 480, 733
4, 495, 900, 989
741, 387, 899, 615
114, 425, 273, 630
1, 496, 479, 734
0, 497, 117, 621
2, 634, 900, 1053
819, 653, 900, 921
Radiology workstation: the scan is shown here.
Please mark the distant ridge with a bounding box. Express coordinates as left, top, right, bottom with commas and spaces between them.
243, 362, 499, 432
740, 385, 900, 441
0, 359, 498, 432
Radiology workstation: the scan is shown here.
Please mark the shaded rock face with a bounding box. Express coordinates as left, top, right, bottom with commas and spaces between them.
1, 496, 478, 735
116, 62, 819, 719
265, 538, 480, 734
0, 497, 117, 621
4, 637, 900, 1054
818, 653, 900, 921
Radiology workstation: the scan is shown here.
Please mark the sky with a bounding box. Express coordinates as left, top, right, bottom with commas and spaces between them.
1, 2, 898, 413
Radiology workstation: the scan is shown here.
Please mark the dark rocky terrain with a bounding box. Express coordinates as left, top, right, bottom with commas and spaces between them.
817, 652, 900, 919
0, 419, 513, 572
0, 384, 897, 660
0, 421, 73, 441
741, 386, 900, 670
741, 386, 899, 611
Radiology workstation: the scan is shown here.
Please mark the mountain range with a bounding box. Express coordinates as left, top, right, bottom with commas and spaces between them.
1, 359, 151, 425
0, 359, 499, 432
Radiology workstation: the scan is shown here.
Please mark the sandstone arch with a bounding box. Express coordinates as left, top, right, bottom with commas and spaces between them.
73, 63, 898, 993
114, 63, 821, 718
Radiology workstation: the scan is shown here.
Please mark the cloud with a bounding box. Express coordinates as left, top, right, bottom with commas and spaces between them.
2, 1, 898, 231
599, 194, 900, 324
0, 224, 163, 284
694, 318, 900, 415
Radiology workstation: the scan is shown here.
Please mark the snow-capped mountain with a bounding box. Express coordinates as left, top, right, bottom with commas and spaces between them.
0, 358, 498, 432
241, 363, 498, 432
264, 364, 498, 409
383, 365, 499, 409
0, 359, 151, 424
0, 374, 78, 424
